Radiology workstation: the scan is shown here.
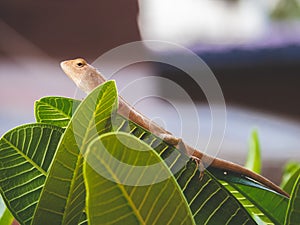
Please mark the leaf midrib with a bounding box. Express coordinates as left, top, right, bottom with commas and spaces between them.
61, 83, 115, 224
39, 100, 71, 119
88, 140, 146, 225
62, 154, 84, 225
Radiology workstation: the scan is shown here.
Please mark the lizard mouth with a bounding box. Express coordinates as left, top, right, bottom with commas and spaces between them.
60, 61, 68, 73
60, 61, 74, 80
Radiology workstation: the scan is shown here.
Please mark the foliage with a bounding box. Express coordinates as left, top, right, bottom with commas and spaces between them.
245, 129, 261, 174
281, 161, 300, 195
271, 0, 300, 20
284, 174, 300, 225
0, 80, 298, 225
0, 208, 14, 225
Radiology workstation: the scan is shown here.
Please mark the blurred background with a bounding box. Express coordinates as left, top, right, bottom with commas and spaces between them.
0, 0, 300, 184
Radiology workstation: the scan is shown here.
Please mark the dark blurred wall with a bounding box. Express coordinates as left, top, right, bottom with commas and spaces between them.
0, 0, 141, 60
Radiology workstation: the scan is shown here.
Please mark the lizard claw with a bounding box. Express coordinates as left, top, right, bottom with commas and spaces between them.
191, 156, 205, 180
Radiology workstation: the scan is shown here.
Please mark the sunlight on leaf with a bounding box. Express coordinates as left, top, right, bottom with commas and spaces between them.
281, 161, 300, 195
245, 129, 261, 174
84, 132, 195, 225
284, 174, 300, 225
0, 208, 14, 225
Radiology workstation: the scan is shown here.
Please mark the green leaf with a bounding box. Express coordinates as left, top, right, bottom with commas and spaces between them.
84, 132, 195, 225
32, 94, 257, 224
35, 96, 81, 128
113, 114, 257, 225
231, 180, 288, 224
285, 174, 300, 225
32, 81, 118, 225
78, 213, 87, 225
0, 124, 64, 225
281, 161, 300, 194
220, 180, 275, 225
0, 208, 14, 225
211, 167, 289, 224
245, 129, 261, 174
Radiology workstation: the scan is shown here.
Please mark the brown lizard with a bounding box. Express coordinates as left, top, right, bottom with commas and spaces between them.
60, 58, 289, 197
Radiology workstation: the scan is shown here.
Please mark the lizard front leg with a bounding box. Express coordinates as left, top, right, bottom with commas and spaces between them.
190, 156, 205, 179
176, 139, 206, 178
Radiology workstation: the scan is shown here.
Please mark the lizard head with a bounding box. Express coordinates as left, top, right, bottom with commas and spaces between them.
60, 58, 105, 93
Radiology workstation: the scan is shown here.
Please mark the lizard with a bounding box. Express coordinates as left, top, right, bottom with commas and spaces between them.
60, 57, 289, 197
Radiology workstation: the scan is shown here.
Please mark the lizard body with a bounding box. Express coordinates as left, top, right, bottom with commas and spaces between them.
60, 58, 289, 197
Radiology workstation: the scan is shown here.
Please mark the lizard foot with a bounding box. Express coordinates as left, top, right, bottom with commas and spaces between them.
191, 156, 205, 180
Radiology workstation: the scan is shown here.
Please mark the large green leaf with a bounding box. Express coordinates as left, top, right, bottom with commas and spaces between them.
285, 174, 300, 225
35, 96, 81, 128
32, 81, 118, 225
84, 132, 195, 225
0, 124, 64, 225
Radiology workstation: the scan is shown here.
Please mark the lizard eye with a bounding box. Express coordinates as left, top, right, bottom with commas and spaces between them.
76, 62, 84, 67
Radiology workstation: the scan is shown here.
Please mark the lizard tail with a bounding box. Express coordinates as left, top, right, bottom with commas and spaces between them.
210, 157, 289, 198
180, 142, 289, 198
